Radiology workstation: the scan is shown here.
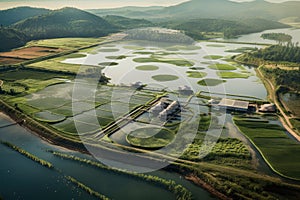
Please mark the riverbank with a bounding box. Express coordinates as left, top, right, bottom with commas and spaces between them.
234, 55, 300, 142
0, 107, 229, 200
2, 99, 300, 199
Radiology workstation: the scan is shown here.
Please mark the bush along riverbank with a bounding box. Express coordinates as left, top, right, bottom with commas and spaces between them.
0, 140, 53, 168
50, 151, 192, 200
65, 176, 110, 200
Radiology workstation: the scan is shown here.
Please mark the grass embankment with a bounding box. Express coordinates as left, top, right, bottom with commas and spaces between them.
234, 116, 300, 180
136, 65, 159, 71
217, 71, 250, 79
26, 38, 105, 50
0, 140, 53, 168
186, 71, 207, 78
197, 78, 226, 86
133, 56, 194, 67
28, 53, 94, 74
208, 64, 237, 70
50, 151, 192, 200
152, 75, 179, 82
203, 55, 223, 60
65, 176, 110, 200
126, 127, 175, 149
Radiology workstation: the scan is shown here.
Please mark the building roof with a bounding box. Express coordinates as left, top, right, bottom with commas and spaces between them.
218, 98, 249, 110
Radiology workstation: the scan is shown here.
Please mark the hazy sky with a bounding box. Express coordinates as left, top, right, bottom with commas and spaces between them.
0, 0, 299, 10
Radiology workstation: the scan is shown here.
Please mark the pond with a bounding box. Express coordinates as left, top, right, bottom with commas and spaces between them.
63, 40, 267, 100
217, 28, 300, 44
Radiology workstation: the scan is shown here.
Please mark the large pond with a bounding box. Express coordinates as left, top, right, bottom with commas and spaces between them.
0, 114, 214, 200
218, 28, 300, 44
63, 40, 267, 100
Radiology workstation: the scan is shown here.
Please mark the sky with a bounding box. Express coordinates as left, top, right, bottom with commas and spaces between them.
0, 0, 299, 10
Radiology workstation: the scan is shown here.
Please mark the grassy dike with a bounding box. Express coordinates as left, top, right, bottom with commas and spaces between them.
50, 151, 193, 200
0, 140, 53, 168
65, 176, 110, 200
0, 140, 111, 199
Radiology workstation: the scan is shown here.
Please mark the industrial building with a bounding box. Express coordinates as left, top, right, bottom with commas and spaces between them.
217, 98, 249, 112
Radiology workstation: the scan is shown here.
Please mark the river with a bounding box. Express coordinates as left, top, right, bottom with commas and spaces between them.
0, 114, 214, 200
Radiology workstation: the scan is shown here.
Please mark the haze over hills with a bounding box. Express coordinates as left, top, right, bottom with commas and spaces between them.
0, 6, 50, 26
0, 0, 299, 52
12, 7, 118, 40
88, 0, 300, 21
103, 15, 154, 29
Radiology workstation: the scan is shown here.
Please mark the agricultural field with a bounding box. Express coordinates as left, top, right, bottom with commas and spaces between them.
0, 46, 64, 65
27, 53, 96, 74
217, 71, 251, 79
0, 69, 73, 96
19, 83, 159, 136
26, 38, 105, 50
208, 64, 237, 70
203, 55, 223, 60
234, 116, 300, 179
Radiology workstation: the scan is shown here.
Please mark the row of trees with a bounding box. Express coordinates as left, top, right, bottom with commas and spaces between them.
252, 42, 300, 63
125, 28, 194, 44
260, 67, 300, 91
51, 151, 193, 200
261, 33, 292, 43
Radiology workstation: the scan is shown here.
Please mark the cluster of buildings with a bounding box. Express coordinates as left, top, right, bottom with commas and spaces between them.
209, 98, 276, 113
149, 99, 181, 120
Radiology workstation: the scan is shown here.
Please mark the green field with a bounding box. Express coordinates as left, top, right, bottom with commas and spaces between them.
197, 78, 226, 86
106, 55, 127, 60
28, 53, 98, 74
208, 64, 237, 70
203, 55, 223, 60
98, 48, 120, 52
165, 45, 201, 51
133, 56, 194, 67
136, 65, 159, 71
26, 38, 105, 49
0, 69, 72, 95
217, 71, 250, 79
152, 75, 179, 82
126, 127, 175, 149
123, 45, 146, 50
186, 71, 207, 78
206, 44, 226, 48
234, 116, 300, 179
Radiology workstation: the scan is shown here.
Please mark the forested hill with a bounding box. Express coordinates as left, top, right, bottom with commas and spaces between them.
0, 7, 50, 26
103, 15, 154, 29
12, 7, 118, 40
88, 0, 300, 21
0, 28, 29, 52
162, 18, 289, 39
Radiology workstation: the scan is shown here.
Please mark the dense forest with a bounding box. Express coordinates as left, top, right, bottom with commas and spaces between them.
0, 7, 50, 26
103, 15, 154, 29
0, 28, 29, 52
161, 18, 289, 39
261, 33, 292, 43
252, 43, 300, 63
12, 7, 118, 40
261, 67, 300, 90
125, 28, 194, 44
